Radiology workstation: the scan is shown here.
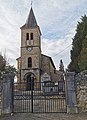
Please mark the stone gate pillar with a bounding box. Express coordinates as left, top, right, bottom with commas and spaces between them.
0, 82, 2, 115
65, 72, 78, 113
2, 74, 14, 114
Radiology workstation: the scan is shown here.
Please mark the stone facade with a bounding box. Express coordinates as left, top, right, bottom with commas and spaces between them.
41, 54, 63, 83
20, 26, 41, 83
75, 71, 87, 113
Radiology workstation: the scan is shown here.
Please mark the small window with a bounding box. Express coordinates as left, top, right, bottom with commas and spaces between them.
28, 57, 32, 67
26, 33, 29, 40
30, 33, 33, 40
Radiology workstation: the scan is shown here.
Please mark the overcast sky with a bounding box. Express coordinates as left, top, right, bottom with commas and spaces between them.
0, 0, 87, 69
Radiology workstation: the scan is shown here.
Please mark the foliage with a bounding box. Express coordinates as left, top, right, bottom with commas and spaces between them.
68, 15, 87, 73
0, 54, 6, 79
3, 65, 17, 78
78, 35, 87, 71
0, 55, 6, 71
0, 54, 17, 80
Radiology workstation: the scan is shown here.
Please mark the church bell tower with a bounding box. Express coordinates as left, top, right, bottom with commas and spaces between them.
19, 7, 41, 87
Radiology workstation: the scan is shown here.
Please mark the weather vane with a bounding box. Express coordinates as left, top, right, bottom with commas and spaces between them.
31, 0, 33, 7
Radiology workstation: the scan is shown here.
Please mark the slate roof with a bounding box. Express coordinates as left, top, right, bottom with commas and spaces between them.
21, 7, 38, 29
26, 7, 37, 28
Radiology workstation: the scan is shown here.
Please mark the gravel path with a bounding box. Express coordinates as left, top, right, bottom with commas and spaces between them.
0, 113, 87, 120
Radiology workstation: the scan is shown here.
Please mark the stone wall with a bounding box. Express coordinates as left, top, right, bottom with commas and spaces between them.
75, 71, 87, 113
77, 85, 87, 112
0, 82, 2, 115
41, 55, 63, 83
0, 92, 2, 115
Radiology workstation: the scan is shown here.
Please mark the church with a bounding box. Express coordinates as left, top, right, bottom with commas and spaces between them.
16, 7, 64, 90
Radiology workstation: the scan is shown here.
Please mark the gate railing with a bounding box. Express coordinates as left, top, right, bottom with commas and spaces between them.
13, 81, 66, 113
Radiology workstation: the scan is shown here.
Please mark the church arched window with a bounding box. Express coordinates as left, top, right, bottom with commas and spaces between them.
26, 33, 29, 40
30, 33, 33, 40
28, 57, 32, 67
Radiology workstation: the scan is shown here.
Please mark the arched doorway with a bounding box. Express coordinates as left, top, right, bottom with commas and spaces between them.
26, 74, 34, 90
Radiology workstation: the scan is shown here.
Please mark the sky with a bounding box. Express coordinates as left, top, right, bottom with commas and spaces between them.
0, 0, 87, 70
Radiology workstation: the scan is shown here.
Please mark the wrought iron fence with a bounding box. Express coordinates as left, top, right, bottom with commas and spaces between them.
13, 81, 66, 113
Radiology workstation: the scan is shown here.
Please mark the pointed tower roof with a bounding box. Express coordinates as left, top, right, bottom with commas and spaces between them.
25, 7, 37, 28
20, 7, 41, 35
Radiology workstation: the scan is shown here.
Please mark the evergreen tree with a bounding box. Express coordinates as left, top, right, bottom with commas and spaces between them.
69, 15, 87, 73
59, 59, 64, 72
78, 35, 87, 71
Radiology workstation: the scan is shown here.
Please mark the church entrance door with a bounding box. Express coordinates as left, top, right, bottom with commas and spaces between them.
26, 74, 34, 90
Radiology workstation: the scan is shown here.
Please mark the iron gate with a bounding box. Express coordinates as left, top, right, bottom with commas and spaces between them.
13, 81, 66, 113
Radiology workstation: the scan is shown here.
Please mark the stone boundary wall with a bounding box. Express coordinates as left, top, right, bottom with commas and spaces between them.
77, 85, 87, 112
75, 71, 87, 113
0, 93, 2, 115
0, 83, 2, 115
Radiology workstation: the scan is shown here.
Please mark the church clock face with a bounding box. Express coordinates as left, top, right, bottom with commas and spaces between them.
27, 47, 33, 52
